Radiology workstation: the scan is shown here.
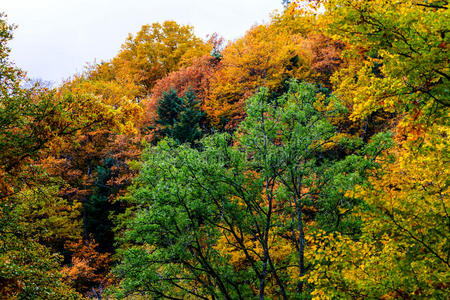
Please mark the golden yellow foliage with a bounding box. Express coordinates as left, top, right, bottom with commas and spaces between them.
305, 123, 449, 298
205, 20, 313, 129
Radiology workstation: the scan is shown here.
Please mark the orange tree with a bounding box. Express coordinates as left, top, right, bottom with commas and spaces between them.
0, 13, 109, 299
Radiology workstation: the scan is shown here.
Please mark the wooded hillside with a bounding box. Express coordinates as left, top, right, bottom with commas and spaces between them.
0, 1, 448, 298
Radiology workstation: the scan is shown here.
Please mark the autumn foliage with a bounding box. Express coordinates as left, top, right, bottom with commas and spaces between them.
62, 238, 112, 298
1, 1, 448, 299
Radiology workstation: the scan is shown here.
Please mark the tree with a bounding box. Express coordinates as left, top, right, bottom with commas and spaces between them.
291, 2, 450, 298
0, 14, 114, 298
319, 0, 449, 125
62, 73, 143, 110
237, 81, 391, 293
1, 193, 80, 299
62, 238, 112, 298
113, 136, 257, 299
0, 13, 144, 297
152, 88, 206, 145
301, 33, 345, 89
146, 54, 220, 127
305, 123, 449, 298
85, 157, 122, 253
205, 23, 313, 129
14, 183, 82, 252
113, 81, 389, 298
204, 8, 347, 130
111, 21, 211, 95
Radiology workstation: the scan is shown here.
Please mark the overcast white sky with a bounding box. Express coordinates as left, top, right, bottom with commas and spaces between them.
2, 0, 283, 85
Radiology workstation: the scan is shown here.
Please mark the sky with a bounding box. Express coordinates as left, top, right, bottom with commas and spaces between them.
2, 0, 283, 85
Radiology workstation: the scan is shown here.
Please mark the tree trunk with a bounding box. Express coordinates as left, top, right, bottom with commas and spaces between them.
83, 161, 91, 240
296, 204, 305, 294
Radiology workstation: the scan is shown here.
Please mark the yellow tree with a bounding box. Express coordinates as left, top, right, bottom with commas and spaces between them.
205, 7, 346, 130
111, 21, 211, 96
318, 0, 449, 125
305, 123, 449, 298
300, 2, 450, 298
205, 22, 312, 129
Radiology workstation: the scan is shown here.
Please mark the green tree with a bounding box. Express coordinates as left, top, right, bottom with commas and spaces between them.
113, 81, 390, 298
85, 157, 122, 253
153, 88, 206, 145
237, 81, 391, 294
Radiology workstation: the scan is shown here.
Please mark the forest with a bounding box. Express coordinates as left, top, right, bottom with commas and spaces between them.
0, 0, 448, 299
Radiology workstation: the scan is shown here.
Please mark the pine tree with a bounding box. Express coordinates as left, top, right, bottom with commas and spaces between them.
154, 88, 205, 145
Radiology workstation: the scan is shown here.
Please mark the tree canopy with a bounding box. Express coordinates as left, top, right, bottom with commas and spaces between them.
0, 1, 448, 298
